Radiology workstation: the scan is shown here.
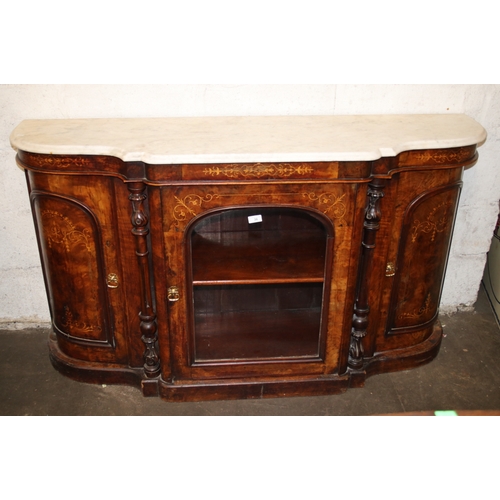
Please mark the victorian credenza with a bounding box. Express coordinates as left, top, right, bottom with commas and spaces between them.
10, 115, 487, 401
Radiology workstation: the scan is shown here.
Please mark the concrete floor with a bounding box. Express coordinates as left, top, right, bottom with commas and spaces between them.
1, 285, 500, 416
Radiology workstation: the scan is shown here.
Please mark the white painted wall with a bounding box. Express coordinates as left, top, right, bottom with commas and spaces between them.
1, 84, 499, 327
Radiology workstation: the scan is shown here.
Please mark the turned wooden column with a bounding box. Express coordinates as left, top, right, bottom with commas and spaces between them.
349, 178, 386, 370
128, 182, 161, 378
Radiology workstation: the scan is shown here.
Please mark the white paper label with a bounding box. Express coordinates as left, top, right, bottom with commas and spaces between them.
248, 214, 263, 224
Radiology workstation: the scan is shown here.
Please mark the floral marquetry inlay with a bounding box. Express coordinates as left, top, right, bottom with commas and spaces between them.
171, 190, 349, 229
24, 153, 93, 169
411, 200, 453, 243
173, 193, 220, 226
202, 163, 314, 179
41, 209, 92, 252
60, 305, 102, 334
172, 188, 347, 228
302, 192, 347, 223
398, 293, 432, 320
412, 148, 473, 164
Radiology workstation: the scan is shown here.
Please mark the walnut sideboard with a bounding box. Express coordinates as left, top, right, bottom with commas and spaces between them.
10, 115, 487, 402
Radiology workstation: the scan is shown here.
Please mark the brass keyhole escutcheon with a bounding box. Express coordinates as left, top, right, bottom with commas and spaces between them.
385, 262, 396, 277
107, 273, 119, 288
168, 286, 180, 302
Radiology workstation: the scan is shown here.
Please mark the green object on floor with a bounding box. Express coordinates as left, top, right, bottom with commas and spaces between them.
434, 410, 458, 416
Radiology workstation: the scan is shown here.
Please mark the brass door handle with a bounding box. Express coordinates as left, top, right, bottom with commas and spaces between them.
168, 286, 180, 302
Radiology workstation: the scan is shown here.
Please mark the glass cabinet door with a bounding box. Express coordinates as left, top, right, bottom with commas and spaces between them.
187, 207, 331, 363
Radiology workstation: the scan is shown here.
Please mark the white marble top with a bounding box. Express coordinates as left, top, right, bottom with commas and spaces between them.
10, 115, 487, 164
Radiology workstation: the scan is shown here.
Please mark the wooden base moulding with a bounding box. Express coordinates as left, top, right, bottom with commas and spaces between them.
48, 322, 443, 402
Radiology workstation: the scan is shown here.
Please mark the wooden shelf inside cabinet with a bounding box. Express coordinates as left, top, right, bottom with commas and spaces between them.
194, 308, 322, 361
190, 207, 330, 286
191, 231, 328, 285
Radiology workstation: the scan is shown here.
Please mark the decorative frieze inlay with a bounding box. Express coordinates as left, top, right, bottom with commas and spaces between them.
202, 163, 314, 179
25, 153, 92, 169
412, 148, 472, 164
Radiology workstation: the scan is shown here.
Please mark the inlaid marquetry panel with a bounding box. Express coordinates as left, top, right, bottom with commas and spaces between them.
31, 193, 114, 346
397, 146, 477, 167
178, 161, 344, 181
387, 183, 462, 333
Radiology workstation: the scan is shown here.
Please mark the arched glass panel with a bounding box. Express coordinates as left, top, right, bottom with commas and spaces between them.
188, 207, 331, 362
